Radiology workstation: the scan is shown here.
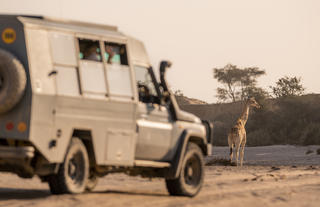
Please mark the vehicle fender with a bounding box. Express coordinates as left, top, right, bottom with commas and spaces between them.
166, 129, 207, 179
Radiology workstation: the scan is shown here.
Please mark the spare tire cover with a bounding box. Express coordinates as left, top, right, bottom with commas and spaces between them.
0, 49, 27, 114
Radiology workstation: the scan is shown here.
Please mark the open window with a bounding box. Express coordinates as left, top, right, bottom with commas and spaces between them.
78, 38, 107, 98
104, 42, 133, 100
104, 42, 128, 65
79, 39, 102, 62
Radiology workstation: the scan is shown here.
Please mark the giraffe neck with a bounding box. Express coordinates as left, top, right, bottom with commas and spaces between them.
240, 103, 250, 125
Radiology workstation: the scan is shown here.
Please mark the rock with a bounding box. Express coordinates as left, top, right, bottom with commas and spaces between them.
270, 166, 281, 171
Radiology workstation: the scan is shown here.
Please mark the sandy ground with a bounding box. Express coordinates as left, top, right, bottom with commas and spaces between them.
0, 145, 319, 207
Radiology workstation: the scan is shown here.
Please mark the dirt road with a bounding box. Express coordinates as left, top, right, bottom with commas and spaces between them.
0, 145, 319, 207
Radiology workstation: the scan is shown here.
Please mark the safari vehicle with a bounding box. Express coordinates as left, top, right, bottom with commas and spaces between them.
0, 15, 213, 197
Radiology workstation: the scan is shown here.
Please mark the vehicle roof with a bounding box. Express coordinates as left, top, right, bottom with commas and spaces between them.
127, 36, 150, 67
14, 15, 126, 40
1, 14, 151, 66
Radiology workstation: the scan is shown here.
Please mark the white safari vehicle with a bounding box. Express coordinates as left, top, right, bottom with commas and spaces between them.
0, 15, 213, 197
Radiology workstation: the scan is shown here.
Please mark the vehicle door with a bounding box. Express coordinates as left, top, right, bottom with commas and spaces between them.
134, 65, 174, 161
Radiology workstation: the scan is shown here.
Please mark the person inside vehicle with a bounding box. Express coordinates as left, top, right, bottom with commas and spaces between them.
137, 82, 151, 103
84, 44, 101, 61
105, 45, 115, 64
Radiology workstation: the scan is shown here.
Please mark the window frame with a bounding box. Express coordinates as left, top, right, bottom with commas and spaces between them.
48, 31, 80, 97
78, 38, 103, 62
104, 42, 128, 66
72, 33, 136, 102
134, 64, 162, 104
76, 36, 108, 98
102, 39, 135, 101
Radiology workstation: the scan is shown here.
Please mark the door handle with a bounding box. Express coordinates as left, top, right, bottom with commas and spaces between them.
48, 70, 58, 77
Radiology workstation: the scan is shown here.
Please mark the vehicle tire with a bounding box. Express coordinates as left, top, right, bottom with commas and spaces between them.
165, 143, 204, 197
48, 138, 89, 194
0, 49, 27, 114
85, 173, 98, 192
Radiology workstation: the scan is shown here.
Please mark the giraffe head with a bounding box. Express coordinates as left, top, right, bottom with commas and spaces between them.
247, 97, 260, 109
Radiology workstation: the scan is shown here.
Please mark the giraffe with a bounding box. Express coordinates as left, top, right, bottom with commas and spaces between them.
228, 97, 260, 166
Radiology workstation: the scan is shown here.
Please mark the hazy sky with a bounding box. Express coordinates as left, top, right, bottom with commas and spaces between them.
1, 0, 319, 103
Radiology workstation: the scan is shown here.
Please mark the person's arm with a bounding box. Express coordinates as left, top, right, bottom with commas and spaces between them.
105, 46, 115, 64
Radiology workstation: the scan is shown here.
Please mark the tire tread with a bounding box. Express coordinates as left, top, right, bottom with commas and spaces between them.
47, 138, 89, 194
165, 143, 204, 197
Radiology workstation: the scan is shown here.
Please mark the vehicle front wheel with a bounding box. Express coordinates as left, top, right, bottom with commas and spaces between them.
48, 137, 89, 194
165, 143, 204, 197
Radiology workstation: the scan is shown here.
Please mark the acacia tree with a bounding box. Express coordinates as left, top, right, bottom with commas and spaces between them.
270, 76, 305, 98
213, 64, 267, 102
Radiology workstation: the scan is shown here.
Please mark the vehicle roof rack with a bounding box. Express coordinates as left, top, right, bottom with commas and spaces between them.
43, 16, 118, 32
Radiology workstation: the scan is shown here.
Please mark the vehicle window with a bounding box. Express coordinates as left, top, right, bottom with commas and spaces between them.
79, 62, 107, 96
49, 32, 77, 66
134, 66, 159, 103
104, 42, 128, 65
78, 39, 107, 98
104, 42, 132, 99
79, 39, 102, 62
49, 32, 79, 97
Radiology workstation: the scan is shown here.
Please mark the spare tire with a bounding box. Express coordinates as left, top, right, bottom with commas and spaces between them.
0, 49, 27, 114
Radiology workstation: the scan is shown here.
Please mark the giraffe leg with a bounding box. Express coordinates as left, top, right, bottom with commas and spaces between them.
240, 134, 246, 166
228, 134, 234, 163
235, 143, 240, 166
229, 145, 234, 163
240, 144, 245, 166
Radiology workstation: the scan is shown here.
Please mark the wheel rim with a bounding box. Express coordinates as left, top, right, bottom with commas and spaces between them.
184, 155, 201, 187
67, 151, 86, 187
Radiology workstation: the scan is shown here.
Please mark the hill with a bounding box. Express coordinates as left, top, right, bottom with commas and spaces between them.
177, 94, 320, 146
175, 95, 207, 105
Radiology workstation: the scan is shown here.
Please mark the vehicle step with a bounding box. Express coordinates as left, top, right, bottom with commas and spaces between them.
134, 160, 171, 168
